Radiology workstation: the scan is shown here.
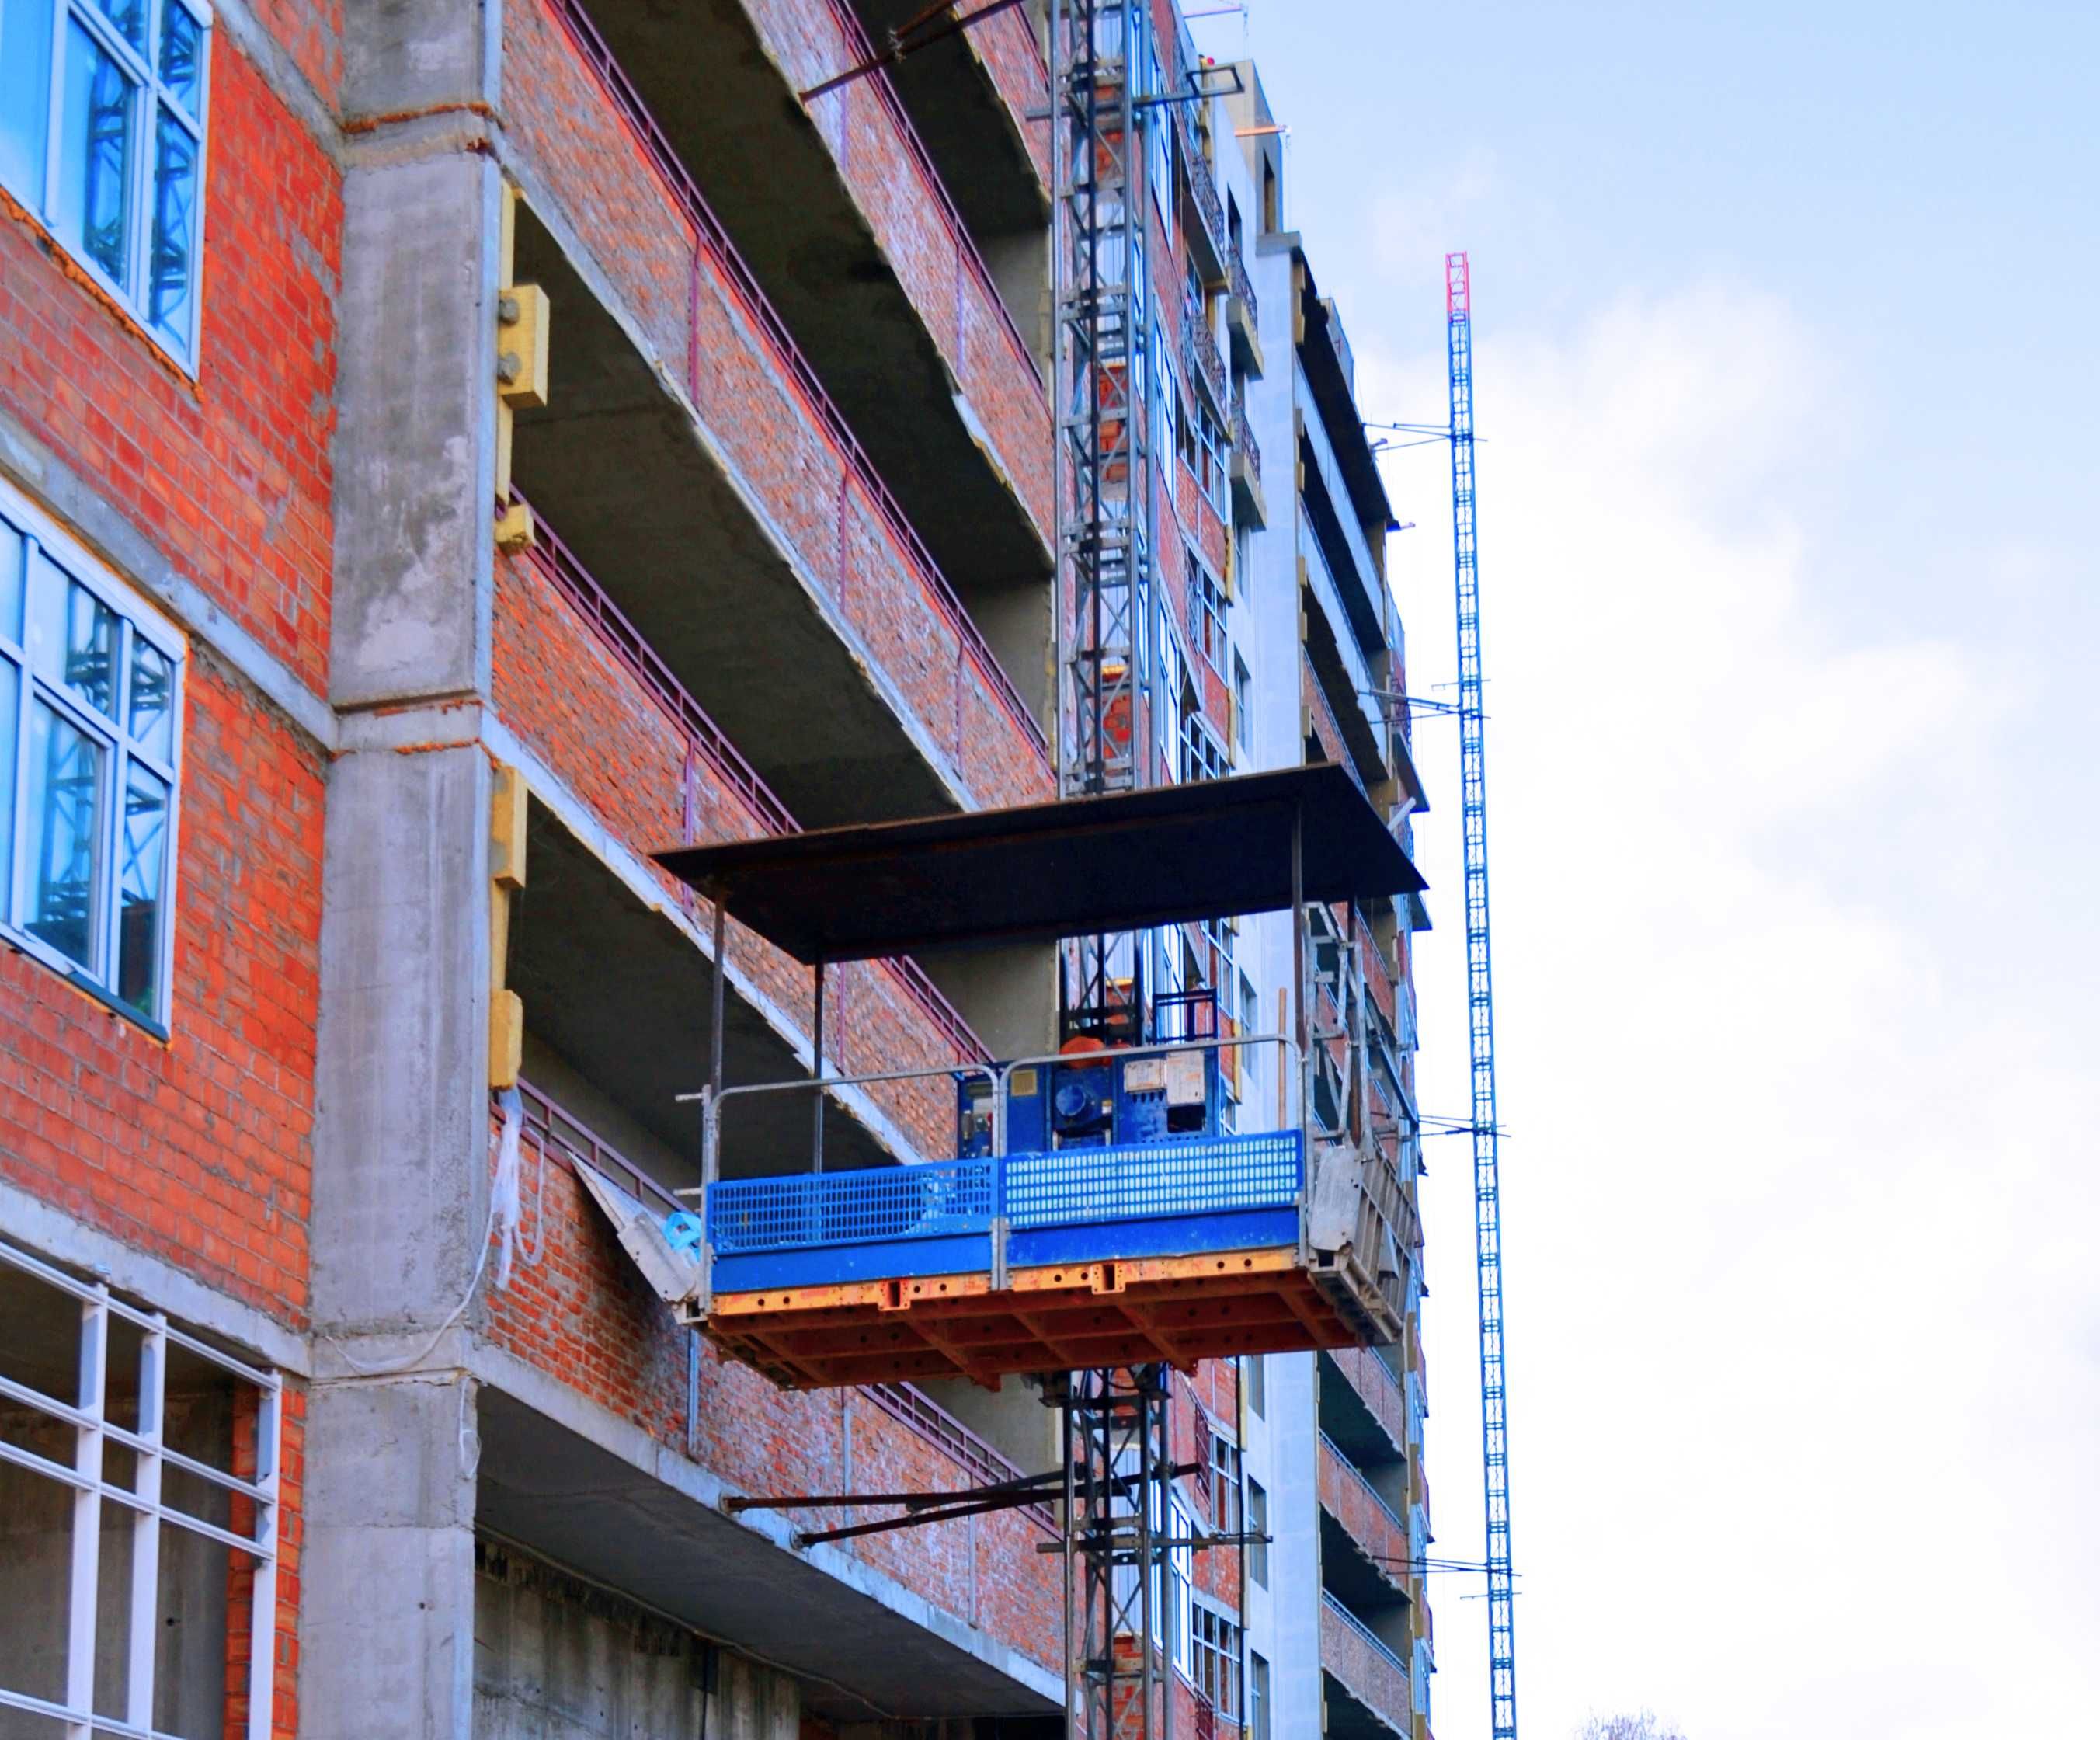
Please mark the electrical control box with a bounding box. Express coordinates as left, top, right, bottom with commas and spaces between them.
956, 1047, 1220, 1158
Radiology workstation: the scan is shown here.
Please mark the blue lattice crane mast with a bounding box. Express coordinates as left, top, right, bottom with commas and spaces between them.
1445, 250, 1518, 1740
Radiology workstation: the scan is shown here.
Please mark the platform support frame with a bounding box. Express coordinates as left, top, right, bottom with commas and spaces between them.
1057, 1365, 1173, 1740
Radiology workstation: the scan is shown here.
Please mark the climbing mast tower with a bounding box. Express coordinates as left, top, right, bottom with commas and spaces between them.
1447, 249, 1518, 1740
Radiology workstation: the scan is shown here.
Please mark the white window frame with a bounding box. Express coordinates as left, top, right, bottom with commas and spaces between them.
1142, 1482, 1197, 1674
0, 1237, 282, 1739
1189, 555, 1226, 676
1181, 708, 1228, 785
1246, 1474, 1269, 1585
1188, 1591, 1243, 1718
0, 478, 186, 1032
1207, 1424, 1240, 1535
1231, 650, 1251, 755
0, 0, 214, 367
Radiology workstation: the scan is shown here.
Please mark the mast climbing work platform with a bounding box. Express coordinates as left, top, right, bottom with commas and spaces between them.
634, 765, 1424, 1390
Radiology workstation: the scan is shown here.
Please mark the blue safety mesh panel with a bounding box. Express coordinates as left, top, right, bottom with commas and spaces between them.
709, 1161, 996, 1255
1005, 1131, 1302, 1230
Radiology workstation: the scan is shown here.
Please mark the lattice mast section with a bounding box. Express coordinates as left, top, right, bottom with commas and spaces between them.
1055, 0, 1151, 802
1053, 0, 1156, 1041
1446, 251, 1518, 1740
1055, 1367, 1176, 1740
1050, 7, 1171, 1739
1050, 0, 1167, 1046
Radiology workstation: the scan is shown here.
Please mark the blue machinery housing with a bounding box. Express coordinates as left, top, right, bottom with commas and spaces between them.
704, 1130, 1305, 1294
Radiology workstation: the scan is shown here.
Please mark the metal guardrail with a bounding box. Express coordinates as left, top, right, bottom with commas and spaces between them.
1232, 398, 1261, 489
817, 0, 1045, 388
520, 500, 795, 837
544, 0, 1049, 763
692, 1032, 1305, 1184
1184, 288, 1228, 415
1322, 1589, 1413, 1678
1228, 239, 1258, 333
1317, 1429, 1411, 1541
512, 1078, 1048, 1521
1167, 23, 1226, 267
1295, 360, 1387, 637
708, 1129, 1303, 1256
511, 496, 989, 1066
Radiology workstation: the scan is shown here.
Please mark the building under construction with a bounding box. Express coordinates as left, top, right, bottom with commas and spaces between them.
0, 4, 1435, 1739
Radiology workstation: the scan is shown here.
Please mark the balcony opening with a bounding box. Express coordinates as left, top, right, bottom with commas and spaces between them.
508, 204, 984, 826
506, 797, 895, 1179
542, 0, 1054, 677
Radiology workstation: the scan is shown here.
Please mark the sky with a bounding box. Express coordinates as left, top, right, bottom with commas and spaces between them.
1184, 3, 2100, 1735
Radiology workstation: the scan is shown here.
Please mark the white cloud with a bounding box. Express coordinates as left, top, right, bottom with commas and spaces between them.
1362, 280, 2100, 1738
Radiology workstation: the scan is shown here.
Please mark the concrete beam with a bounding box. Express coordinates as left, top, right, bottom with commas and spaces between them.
468, 1338, 1064, 1721
342, 0, 499, 123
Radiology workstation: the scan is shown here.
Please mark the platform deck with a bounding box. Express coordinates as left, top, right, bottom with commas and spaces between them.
695, 1129, 1396, 1385
704, 1246, 1372, 1388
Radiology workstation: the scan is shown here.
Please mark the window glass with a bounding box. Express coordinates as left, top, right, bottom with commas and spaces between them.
9, 2, 208, 363
0, 660, 16, 898
0, 0, 54, 199
30, 569, 119, 713
2, 490, 179, 1023
61, 19, 139, 284
1247, 1477, 1269, 1585
117, 760, 167, 1014
0, 516, 23, 640
148, 107, 198, 339
96, 0, 146, 53
128, 635, 173, 757
27, 698, 106, 969
158, 2, 203, 112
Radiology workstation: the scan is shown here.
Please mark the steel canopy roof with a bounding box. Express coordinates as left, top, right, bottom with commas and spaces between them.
653, 764, 1424, 964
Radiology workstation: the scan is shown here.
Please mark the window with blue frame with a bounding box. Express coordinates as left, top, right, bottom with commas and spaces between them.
0, 0, 211, 364
0, 482, 183, 1028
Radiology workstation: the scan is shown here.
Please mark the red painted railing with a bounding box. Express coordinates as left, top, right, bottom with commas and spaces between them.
545, 0, 1048, 764
514, 496, 990, 1065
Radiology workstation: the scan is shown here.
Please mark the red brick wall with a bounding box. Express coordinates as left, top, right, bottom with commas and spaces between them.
0, 23, 331, 1739
1328, 1346, 1409, 1456
249, 0, 345, 111
1316, 1436, 1409, 1587
0, 45, 339, 694
481, 1132, 1062, 1672
0, 659, 325, 1324
490, 544, 962, 1154
968, 2, 1052, 190
501, 0, 1052, 808
742, 0, 1052, 539
227, 1383, 306, 1740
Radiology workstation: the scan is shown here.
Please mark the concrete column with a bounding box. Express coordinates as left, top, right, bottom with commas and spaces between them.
303, 1374, 480, 1740
306, 6, 503, 1738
